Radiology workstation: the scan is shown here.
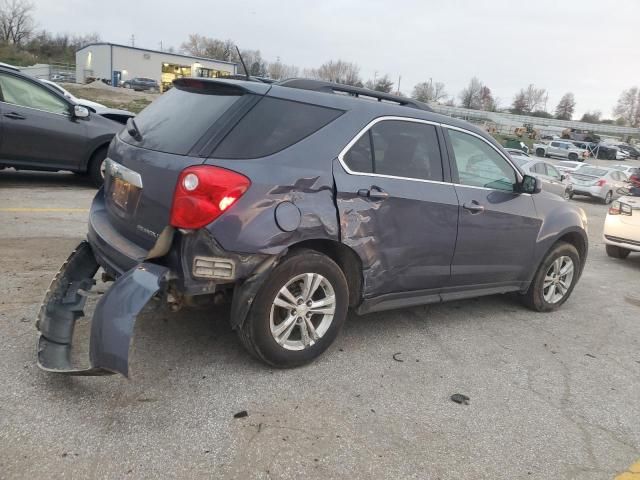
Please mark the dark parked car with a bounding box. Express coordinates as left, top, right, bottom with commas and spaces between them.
0, 66, 124, 186
617, 144, 640, 159
37, 78, 589, 377
121, 77, 159, 92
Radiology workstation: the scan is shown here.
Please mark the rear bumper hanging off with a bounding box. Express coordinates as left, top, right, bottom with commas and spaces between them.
36, 241, 169, 377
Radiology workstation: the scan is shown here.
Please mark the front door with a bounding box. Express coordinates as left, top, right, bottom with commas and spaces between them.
0, 71, 87, 170
333, 118, 459, 298
444, 127, 541, 289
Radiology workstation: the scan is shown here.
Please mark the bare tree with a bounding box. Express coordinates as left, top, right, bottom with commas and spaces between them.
458, 77, 484, 109
365, 74, 393, 93
555, 92, 576, 120
411, 80, 447, 103
267, 58, 299, 80
613, 87, 640, 127
304, 60, 362, 86
479, 86, 497, 111
580, 111, 602, 123
512, 84, 547, 114
180, 34, 235, 61
0, 0, 35, 45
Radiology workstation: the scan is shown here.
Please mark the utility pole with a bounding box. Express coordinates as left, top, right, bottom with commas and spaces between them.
159, 40, 163, 51
130, 35, 135, 47
397, 75, 401, 95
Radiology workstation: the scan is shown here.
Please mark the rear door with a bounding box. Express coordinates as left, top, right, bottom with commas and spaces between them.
443, 126, 541, 289
543, 163, 566, 197
0, 71, 87, 169
333, 118, 459, 297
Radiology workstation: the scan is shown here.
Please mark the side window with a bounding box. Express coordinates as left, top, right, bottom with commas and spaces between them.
342, 120, 443, 181
213, 97, 344, 159
532, 163, 546, 175
550, 142, 559, 147
0, 73, 69, 115
547, 164, 561, 179
447, 129, 517, 192
343, 131, 373, 173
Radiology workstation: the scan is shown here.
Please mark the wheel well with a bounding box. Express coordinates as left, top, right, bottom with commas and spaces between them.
288, 239, 363, 307
557, 231, 587, 265
86, 143, 109, 172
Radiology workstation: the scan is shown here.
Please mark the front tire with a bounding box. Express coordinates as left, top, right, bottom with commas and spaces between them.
88, 147, 108, 188
238, 249, 349, 368
536, 148, 546, 157
606, 245, 630, 259
522, 242, 580, 312
568, 153, 578, 161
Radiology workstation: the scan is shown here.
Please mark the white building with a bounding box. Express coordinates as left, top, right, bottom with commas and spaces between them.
76, 43, 237, 91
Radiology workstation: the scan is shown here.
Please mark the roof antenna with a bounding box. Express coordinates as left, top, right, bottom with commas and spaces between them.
235, 46, 250, 80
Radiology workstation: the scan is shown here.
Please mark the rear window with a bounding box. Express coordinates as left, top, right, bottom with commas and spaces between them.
120, 87, 241, 155
213, 97, 343, 159
578, 167, 607, 176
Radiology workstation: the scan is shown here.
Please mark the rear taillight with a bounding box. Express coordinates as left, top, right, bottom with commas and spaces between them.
609, 201, 633, 216
170, 165, 250, 229
595, 179, 607, 187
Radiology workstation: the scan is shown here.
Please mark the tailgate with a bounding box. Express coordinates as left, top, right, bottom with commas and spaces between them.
103, 137, 204, 250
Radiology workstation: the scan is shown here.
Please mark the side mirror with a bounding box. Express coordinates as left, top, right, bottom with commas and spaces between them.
561, 174, 566, 181
73, 105, 90, 119
519, 174, 542, 194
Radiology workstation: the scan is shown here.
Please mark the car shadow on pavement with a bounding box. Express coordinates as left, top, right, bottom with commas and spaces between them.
0, 169, 96, 190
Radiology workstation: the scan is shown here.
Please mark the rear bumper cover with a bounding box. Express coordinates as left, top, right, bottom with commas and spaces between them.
36, 241, 168, 377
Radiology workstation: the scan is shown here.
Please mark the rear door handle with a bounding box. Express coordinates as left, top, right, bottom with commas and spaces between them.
463, 201, 485, 214
357, 185, 389, 200
4, 112, 25, 120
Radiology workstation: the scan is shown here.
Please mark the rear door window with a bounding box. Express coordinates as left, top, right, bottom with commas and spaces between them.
213, 97, 343, 159
342, 120, 444, 181
532, 162, 546, 175
120, 86, 242, 155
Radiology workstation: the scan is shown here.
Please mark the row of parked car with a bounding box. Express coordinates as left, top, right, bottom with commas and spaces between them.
532, 139, 638, 161
506, 148, 639, 204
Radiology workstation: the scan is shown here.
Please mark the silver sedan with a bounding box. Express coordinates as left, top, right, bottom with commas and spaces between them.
509, 155, 573, 199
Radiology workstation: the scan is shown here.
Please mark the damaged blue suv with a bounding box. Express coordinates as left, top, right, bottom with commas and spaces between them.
36, 78, 588, 377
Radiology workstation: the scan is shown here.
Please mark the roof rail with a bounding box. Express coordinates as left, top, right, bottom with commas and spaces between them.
277, 78, 433, 112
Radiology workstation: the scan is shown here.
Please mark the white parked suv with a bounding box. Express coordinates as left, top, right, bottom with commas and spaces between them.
604, 195, 640, 258
534, 141, 589, 161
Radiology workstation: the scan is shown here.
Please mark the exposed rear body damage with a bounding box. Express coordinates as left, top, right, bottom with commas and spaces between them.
36, 241, 168, 377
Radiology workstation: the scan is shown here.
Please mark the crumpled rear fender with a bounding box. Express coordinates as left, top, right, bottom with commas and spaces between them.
36, 241, 168, 377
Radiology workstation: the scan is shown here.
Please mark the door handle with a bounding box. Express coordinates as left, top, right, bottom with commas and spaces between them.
3, 112, 25, 120
463, 201, 485, 214
357, 185, 389, 200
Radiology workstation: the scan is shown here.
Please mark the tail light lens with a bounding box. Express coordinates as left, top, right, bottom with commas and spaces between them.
170, 165, 250, 229
609, 201, 621, 215
595, 179, 607, 187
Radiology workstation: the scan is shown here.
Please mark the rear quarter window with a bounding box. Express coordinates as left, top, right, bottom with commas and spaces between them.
213, 97, 343, 159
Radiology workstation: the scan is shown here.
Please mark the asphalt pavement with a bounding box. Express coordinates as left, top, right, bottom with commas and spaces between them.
1, 167, 639, 480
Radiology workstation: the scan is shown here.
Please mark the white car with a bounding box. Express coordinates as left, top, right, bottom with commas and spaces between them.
554, 160, 591, 174
40, 79, 106, 111
604, 195, 640, 258
615, 149, 630, 160
534, 140, 589, 161
611, 164, 640, 176
39, 79, 134, 124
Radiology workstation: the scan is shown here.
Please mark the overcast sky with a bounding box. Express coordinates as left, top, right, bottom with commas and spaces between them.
32, 0, 639, 118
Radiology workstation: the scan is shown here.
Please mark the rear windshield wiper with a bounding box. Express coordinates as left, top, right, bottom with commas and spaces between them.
126, 117, 143, 141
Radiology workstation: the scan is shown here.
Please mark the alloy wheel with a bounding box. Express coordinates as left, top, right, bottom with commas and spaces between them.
269, 273, 336, 351
542, 256, 575, 304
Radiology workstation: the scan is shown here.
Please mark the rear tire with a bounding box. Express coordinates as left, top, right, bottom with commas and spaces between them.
603, 191, 613, 204
88, 147, 108, 188
568, 153, 578, 161
536, 148, 545, 157
237, 249, 349, 368
521, 242, 580, 312
606, 245, 630, 259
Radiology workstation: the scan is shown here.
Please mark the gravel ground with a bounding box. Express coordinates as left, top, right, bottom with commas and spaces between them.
1, 166, 639, 480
